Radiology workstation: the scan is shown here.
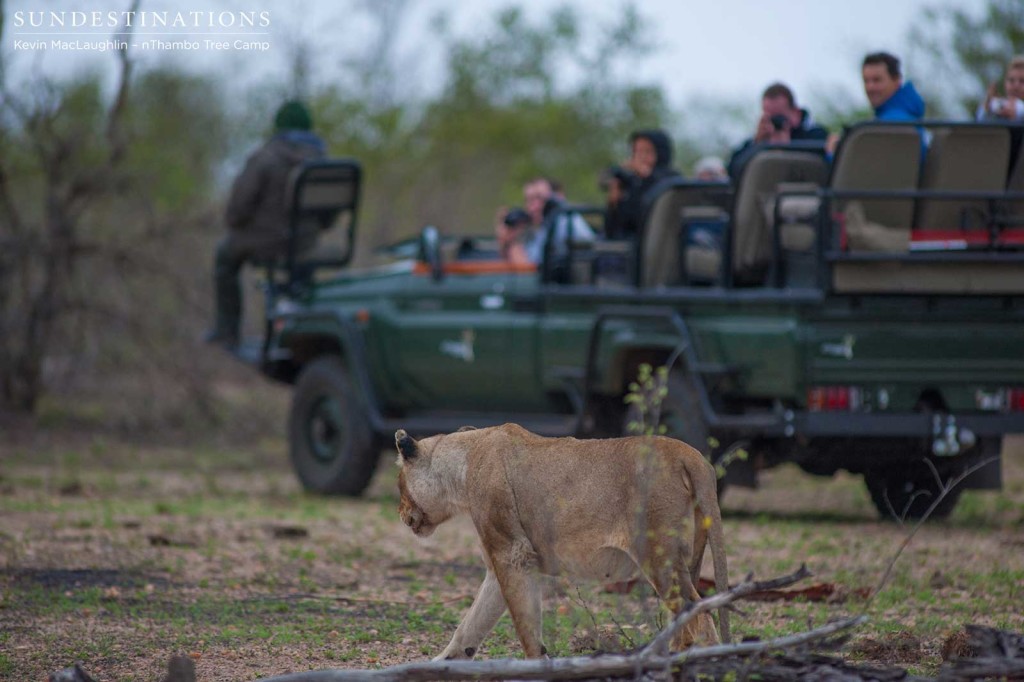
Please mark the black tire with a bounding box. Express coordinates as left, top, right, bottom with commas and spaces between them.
288, 356, 378, 496
864, 462, 963, 521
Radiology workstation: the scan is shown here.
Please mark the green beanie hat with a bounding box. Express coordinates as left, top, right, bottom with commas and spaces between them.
274, 100, 313, 131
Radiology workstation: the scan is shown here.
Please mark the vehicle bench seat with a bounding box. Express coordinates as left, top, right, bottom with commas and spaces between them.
830, 123, 1024, 295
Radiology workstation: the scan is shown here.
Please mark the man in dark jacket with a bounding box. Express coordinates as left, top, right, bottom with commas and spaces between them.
207, 100, 326, 348
727, 83, 828, 180
604, 129, 680, 240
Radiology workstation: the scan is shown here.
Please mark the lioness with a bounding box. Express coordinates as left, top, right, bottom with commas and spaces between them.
395, 423, 730, 659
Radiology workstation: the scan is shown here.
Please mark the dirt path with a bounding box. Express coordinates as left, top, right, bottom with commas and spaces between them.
1, 436, 1022, 681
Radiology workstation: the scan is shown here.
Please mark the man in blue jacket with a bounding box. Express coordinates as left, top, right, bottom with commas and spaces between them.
862, 52, 924, 121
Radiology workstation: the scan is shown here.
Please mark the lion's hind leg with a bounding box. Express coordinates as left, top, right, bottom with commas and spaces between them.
639, 539, 720, 651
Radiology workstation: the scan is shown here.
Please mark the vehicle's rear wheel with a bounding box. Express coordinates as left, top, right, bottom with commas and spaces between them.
289, 356, 378, 496
624, 369, 728, 499
863, 461, 963, 521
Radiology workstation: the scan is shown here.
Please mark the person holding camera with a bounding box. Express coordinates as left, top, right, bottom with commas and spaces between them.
603, 129, 680, 240
495, 177, 594, 266
727, 83, 828, 180
977, 56, 1024, 122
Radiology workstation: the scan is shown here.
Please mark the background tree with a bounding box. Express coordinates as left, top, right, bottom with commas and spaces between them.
0, 3, 238, 426
304, 3, 670, 254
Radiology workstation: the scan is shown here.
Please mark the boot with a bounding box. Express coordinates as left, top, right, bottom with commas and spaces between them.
208, 240, 243, 349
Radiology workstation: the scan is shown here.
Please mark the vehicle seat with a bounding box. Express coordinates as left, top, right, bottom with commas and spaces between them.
287, 161, 361, 267
731, 149, 828, 285
914, 126, 1011, 230
641, 181, 729, 287
831, 125, 1024, 294
831, 125, 921, 232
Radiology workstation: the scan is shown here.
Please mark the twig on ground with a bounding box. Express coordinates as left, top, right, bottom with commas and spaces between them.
867, 456, 999, 612
644, 564, 811, 658
252, 566, 857, 682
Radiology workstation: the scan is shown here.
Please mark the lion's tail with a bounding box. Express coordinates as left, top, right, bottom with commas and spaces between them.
691, 456, 730, 644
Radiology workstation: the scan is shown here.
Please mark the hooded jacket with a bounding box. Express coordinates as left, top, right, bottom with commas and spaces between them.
605, 129, 681, 240
224, 130, 327, 258
873, 81, 925, 121
727, 109, 828, 180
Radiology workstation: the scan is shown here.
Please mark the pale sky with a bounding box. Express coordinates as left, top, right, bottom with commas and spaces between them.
6, 0, 990, 117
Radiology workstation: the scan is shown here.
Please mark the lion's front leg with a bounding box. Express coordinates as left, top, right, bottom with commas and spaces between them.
492, 564, 546, 658
434, 569, 507, 661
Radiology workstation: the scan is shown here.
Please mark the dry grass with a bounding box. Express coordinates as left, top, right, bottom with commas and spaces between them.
1, 433, 1022, 681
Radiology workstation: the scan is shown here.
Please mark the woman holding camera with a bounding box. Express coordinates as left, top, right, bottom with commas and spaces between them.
603, 129, 680, 240
977, 56, 1024, 122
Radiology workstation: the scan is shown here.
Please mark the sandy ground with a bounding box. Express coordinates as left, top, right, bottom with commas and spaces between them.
0, 435, 1022, 681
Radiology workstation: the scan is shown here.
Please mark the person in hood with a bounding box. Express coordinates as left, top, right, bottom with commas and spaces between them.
862, 52, 925, 121
603, 129, 681, 240
727, 83, 828, 180
207, 100, 327, 349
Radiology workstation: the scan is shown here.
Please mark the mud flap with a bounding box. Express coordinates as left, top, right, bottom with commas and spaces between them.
956, 437, 1002, 490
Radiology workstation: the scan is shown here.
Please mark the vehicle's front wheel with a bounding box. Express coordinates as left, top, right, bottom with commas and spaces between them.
863, 461, 963, 521
289, 356, 378, 496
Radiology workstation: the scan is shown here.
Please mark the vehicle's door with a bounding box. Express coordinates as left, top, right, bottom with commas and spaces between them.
383, 260, 543, 412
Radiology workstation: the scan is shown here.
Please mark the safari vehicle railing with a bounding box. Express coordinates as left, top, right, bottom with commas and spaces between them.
627, 143, 835, 290
621, 122, 1024, 294
282, 159, 362, 284
771, 120, 1024, 294
254, 159, 361, 367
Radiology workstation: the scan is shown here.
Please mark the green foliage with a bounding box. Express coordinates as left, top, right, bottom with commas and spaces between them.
909, 0, 1024, 115
624, 363, 669, 437
625, 362, 747, 479
281, 3, 670, 251
123, 68, 232, 210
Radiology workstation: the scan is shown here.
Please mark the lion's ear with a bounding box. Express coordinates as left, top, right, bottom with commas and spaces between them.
456, 425, 477, 432
395, 429, 418, 460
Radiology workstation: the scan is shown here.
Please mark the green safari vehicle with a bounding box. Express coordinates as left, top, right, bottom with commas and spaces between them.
251, 121, 1024, 520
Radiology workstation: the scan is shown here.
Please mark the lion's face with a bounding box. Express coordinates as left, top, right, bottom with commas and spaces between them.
397, 466, 437, 537
395, 429, 458, 538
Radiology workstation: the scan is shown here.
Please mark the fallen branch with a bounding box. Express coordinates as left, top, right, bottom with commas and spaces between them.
695, 576, 871, 603
644, 564, 811, 657
867, 456, 999, 611
254, 567, 863, 682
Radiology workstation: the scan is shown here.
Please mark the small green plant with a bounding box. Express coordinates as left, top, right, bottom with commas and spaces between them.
625, 362, 749, 480
624, 363, 669, 437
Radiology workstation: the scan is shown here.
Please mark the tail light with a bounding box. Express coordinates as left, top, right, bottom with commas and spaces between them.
1007, 388, 1024, 412
975, 387, 1024, 412
807, 386, 862, 412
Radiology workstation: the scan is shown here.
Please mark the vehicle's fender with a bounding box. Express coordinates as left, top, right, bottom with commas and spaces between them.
268, 310, 385, 434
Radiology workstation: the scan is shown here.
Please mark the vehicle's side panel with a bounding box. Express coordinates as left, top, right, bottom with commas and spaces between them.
369, 271, 542, 412
804, 298, 1024, 412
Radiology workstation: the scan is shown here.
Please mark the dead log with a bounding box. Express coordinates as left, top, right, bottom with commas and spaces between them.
937, 625, 1024, 681
253, 567, 867, 682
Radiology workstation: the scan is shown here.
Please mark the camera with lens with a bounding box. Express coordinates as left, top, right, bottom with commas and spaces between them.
770, 114, 789, 131
503, 207, 531, 228
598, 164, 637, 191
989, 97, 1009, 113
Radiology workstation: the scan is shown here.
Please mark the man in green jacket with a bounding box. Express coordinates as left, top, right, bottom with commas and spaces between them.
207, 101, 326, 349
